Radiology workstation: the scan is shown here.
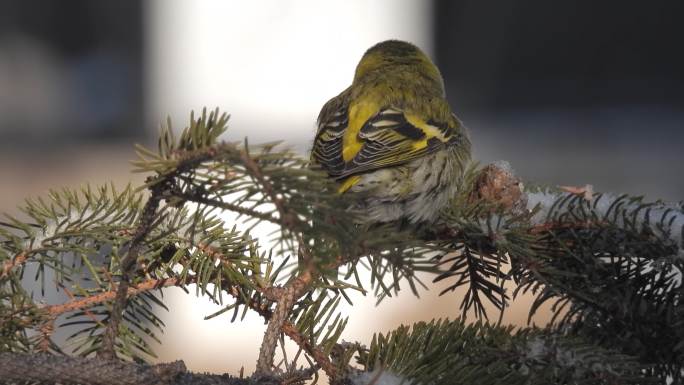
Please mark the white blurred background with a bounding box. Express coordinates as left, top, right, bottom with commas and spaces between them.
146, 0, 433, 150
1, 0, 682, 379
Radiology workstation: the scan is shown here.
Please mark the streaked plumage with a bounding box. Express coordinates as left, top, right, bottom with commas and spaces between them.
312, 40, 471, 223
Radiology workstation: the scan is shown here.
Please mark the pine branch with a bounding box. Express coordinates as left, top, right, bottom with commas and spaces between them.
4, 108, 683, 384
354, 319, 651, 385
431, 162, 684, 379
42, 241, 333, 379
95, 110, 252, 360
98, 182, 166, 359
23, 270, 336, 380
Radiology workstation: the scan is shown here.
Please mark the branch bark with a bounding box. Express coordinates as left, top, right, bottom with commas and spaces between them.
255, 271, 314, 376
0, 352, 276, 385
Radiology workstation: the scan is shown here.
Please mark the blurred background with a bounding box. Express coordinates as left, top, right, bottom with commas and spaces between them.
1, 0, 682, 377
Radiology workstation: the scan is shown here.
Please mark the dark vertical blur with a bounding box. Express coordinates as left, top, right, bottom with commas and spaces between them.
435, 0, 684, 111
0, 1, 143, 147
435, 0, 684, 200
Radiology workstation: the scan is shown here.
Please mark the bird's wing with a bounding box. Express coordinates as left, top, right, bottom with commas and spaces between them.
312, 107, 349, 177
312, 105, 463, 179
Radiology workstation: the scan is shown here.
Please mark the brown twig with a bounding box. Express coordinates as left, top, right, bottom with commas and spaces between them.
192, 258, 334, 378
1, 251, 28, 279
37, 316, 55, 352
46, 278, 182, 317
39, 253, 337, 378
255, 271, 314, 376
225, 283, 337, 379
58, 283, 102, 325
281, 321, 336, 379
204, 251, 335, 378
98, 183, 165, 360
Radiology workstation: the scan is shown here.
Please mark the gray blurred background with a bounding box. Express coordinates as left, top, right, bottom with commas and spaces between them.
436, 1, 684, 200
1, 0, 682, 376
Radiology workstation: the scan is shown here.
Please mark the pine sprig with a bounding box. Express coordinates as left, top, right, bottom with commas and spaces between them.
428, 165, 526, 320
355, 319, 650, 385
290, 291, 347, 357
510, 193, 684, 380
0, 184, 143, 291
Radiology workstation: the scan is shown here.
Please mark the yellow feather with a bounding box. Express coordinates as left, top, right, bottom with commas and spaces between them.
404, 112, 448, 150
337, 175, 361, 193
342, 101, 378, 161
405, 112, 448, 141
411, 138, 429, 151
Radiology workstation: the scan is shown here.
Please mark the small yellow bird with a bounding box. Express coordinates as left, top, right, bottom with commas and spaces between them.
311, 40, 471, 223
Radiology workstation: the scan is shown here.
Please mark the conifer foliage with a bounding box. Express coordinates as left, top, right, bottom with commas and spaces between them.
0, 109, 682, 384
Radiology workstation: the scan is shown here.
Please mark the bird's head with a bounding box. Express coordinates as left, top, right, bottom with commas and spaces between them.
353, 40, 444, 91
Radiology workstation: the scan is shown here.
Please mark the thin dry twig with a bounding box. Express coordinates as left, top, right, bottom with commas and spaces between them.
1, 251, 28, 279
281, 321, 336, 379
46, 278, 182, 317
